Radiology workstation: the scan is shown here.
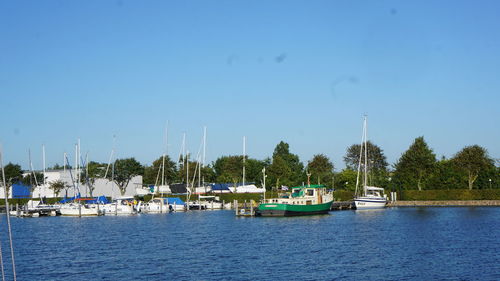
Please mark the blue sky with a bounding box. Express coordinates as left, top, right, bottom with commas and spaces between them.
1, 0, 499, 170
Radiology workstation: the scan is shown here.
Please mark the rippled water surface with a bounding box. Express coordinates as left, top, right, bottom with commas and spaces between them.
1, 207, 499, 280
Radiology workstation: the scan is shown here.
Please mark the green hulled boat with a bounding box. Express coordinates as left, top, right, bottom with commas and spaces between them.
256, 185, 334, 217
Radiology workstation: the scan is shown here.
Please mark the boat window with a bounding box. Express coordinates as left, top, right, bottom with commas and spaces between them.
307, 189, 314, 196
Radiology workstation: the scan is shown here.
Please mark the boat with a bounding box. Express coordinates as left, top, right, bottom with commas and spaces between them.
101, 196, 137, 215
141, 197, 186, 213
353, 116, 387, 209
59, 202, 103, 216
256, 185, 333, 216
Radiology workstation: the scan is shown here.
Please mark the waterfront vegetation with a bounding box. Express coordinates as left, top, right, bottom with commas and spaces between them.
2, 137, 499, 201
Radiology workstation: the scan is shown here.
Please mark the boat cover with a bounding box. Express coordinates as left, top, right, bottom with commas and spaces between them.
165, 197, 185, 205
12, 183, 31, 198
210, 183, 230, 191
86, 196, 110, 204
169, 183, 187, 194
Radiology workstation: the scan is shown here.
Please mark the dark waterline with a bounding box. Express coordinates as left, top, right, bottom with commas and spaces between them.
1, 207, 499, 280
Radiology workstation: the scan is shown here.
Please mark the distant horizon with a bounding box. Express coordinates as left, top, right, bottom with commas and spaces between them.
1, 1, 499, 170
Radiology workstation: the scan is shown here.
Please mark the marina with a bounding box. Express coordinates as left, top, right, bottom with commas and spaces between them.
1, 206, 498, 280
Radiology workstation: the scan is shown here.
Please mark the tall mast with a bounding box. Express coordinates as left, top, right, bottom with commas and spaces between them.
202, 126, 206, 186
242, 136, 246, 186
42, 144, 46, 200
74, 143, 78, 195
364, 116, 368, 188
161, 125, 166, 187
165, 121, 169, 185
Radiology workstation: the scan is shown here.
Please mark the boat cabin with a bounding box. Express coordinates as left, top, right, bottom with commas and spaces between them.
264, 185, 333, 206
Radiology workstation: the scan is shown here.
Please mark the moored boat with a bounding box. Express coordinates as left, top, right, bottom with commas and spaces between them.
256, 185, 333, 217
353, 116, 387, 209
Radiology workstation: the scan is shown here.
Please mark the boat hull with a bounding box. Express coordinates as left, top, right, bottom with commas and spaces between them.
354, 197, 387, 209
256, 201, 333, 217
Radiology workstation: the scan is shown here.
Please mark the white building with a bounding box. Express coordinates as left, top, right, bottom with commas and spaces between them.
16, 170, 143, 199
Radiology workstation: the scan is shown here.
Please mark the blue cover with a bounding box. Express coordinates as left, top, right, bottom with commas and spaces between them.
12, 183, 31, 198
86, 196, 109, 204
164, 197, 185, 205
211, 183, 230, 191
59, 194, 81, 203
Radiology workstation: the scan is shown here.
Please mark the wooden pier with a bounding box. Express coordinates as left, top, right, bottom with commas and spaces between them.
330, 201, 354, 210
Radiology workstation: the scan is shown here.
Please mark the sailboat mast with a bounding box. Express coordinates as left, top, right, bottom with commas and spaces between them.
165, 121, 169, 185
42, 144, 46, 201
364, 116, 368, 190
243, 136, 246, 186
202, 126, 206, 186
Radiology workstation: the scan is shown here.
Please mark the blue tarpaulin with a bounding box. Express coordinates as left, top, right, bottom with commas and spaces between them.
164, 197, 185, 205
210, 183, 230, 191
12, 183, 30, 198
59, 194, 81, 203
86, 196, 110, 204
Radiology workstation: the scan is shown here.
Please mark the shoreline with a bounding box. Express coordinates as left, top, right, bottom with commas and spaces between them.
387, 200, 500, 207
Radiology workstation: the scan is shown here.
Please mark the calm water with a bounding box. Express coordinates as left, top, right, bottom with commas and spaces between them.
0, 207, 499, 280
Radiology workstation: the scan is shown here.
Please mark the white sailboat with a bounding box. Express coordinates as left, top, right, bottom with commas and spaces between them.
353, 116, 387, 209
59, 140, 102, 216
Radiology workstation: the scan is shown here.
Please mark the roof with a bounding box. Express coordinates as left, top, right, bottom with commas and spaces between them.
365, 186, 385, 191
291, 184, 326, 189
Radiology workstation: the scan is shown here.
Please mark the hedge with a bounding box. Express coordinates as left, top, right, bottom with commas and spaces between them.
399, 189, 500, 201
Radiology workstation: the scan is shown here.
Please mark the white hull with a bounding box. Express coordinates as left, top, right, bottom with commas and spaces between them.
59, 204, 102, 216
141, 202, 186, 213
101, 204, 136, 215
354, 197, 387, 209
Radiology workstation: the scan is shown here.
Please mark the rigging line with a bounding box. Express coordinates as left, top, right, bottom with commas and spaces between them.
1, 148, 17, 281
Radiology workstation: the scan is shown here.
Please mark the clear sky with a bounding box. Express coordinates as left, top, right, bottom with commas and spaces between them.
1, 0, 499, 170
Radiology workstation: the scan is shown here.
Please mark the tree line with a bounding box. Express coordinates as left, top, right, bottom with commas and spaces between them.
2, 137, 499, 196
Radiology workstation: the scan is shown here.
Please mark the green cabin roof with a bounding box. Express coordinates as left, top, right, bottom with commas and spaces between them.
291, 184, 326, 189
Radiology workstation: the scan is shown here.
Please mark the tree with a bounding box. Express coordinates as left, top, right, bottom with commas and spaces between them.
143, 155, 178, 185
213, 155, 243, 184
393, 137, 437, 191
245, 158, 267, 187
20, 172, 44, 187
267, 155, 292, 189
109, 158, 144, 195
344, 141, 388, 171
82, 161, 108, 197
267, 141, 304, 188
427, 157, 467, 190
306, 154, 334, 187
452, 145, 494, 190
49, 180, 66, 197
1, 162, 24, 196
334, 169, 358, 191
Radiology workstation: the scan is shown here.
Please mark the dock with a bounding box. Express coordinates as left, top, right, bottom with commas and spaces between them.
330, 201, 354, 210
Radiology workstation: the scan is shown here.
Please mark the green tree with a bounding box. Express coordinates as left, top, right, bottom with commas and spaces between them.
306, 154, 334, 187
82, 161, 108, 196
344, 141, 388, 171
245, 158, 267, 187
109, 158, 144, 195
21, 172, 44, 187
143, 155, 178, 185
213, 155, 243, 184
334, 169, 358, 191
1, 163, 24, 196
393, 137, 437, 191
49, 180, 67, 197
267, 141, 304, 188
427, 157, 467, 190
452, 145, 494, 190
267, 155, 292, 189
